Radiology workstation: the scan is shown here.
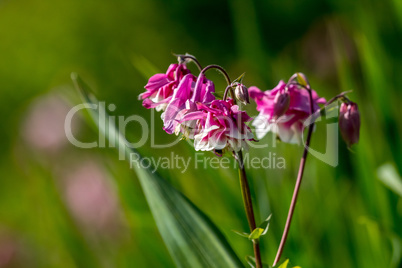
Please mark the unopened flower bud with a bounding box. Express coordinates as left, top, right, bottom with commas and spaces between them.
296, 73, 309, 88
235, 83, 250, 105
288, 72, 310, 88
273, 91, 290, 119
339, 102, 360, 147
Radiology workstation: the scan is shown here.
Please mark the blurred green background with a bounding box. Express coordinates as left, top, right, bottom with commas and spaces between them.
1, 0, 401, 267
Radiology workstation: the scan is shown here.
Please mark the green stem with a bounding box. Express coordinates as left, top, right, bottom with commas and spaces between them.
237, 151, 262, 268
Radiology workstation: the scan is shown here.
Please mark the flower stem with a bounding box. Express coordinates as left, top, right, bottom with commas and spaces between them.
237, 151, 263, 268
272, 88, 315, 267
201, 64, 237, 103
222, 85, 232, 101
201, 64, 231, 86
176, 54, 203, 71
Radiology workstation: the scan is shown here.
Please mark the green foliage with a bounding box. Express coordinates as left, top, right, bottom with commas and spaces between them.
72, 74, 244, 268
377, 163, 402, 197
233, 215, 271, 241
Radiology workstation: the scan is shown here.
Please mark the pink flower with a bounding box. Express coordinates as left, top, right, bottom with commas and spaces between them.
0, 235, 17, 267
22, 94, 79, 154
62, 161, 121, 232
139, 63, 190, 111
180, 99, 254, 153
249, 80, 326, 143
272, 91, 290, 119
162, 73, 215, 136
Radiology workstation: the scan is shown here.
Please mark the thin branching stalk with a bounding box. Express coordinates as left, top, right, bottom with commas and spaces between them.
200, 64, 259, 265
200, 64, 231, 86
272, 87, 315, 267
175, 54, 203, 71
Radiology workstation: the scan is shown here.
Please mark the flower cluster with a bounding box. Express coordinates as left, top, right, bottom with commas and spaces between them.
139, 55, 254, 155
140, 56, 361, 151
248, 73, 360, 147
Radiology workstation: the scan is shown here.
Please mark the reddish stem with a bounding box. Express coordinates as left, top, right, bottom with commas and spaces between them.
237, 151, 263, 268
272, 87, 315, 266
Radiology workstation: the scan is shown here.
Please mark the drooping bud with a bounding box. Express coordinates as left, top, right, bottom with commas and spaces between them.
296, 73, 309, 88
234, 83, 250, 105
288, 72, 310, 89
273, 91, 290, 119
339, 102, 360, 147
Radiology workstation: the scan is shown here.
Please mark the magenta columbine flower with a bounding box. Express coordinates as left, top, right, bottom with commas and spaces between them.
249, 80, 326, 143
180, 99, 254, 153
162, 73, 215, 136
139, 63, 190, 111
140, 55, 255, 154
273, 90, 290, 119
339, 102, 360, 147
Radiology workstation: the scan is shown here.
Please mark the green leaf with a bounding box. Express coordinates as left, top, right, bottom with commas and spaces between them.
248, 228, 264, 240
233, 215, 271, 241
232, 230, 250, 238
232, 72, 246, 84
277, 259, 289, 268
248, 214, 272, 240
377, 163, 402, 197
273, 259, 301, 268
71, 73, 244, 268
258, 214, 272, 237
